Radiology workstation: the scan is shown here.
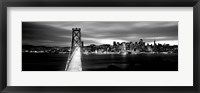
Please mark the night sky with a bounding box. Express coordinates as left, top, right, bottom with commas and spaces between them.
22, 21, 178, 47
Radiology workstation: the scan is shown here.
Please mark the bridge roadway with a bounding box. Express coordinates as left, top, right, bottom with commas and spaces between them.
65, 47, 82, 71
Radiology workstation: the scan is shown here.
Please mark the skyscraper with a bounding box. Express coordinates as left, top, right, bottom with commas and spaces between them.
154, 40, 156, 46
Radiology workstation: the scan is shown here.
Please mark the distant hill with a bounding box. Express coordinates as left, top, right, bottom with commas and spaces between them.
22, 45, 70, 49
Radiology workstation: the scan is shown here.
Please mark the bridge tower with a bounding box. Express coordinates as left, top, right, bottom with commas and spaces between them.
71, 28, 81, 50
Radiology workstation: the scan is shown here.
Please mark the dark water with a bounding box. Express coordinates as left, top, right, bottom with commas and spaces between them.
22, 53, 68, 71
82, 54, 178, 71
22, 53, 178, 71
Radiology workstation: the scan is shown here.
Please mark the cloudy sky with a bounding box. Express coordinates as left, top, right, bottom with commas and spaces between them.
22, 21, 178, 47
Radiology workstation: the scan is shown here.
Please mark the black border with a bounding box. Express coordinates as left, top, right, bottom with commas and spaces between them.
0, 0, 200, 93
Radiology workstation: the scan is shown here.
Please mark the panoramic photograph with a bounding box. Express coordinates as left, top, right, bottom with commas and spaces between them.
22, 21, 178, 71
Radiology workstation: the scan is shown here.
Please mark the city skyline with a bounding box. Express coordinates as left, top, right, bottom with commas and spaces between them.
22, 21, 178, 47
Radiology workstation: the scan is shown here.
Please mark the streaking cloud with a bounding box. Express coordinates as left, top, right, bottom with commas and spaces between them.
22, 21, 178, 47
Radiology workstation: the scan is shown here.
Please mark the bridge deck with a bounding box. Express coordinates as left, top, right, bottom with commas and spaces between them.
66, 47, 82, 71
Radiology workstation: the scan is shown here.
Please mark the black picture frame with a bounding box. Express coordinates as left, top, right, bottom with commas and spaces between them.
0, 0, 199, 93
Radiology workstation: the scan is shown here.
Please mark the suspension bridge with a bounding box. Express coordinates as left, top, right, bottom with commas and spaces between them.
65, 28, 83, 71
